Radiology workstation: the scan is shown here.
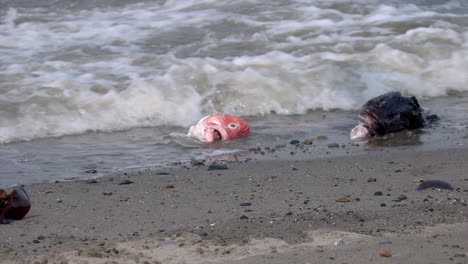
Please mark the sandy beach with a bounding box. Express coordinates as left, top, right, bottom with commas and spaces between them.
1, 140, 467, 264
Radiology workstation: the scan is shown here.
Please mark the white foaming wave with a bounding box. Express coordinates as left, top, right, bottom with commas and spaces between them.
1, 1, 468, 143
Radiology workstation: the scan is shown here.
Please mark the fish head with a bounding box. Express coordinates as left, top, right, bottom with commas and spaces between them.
204, 114, 250, 141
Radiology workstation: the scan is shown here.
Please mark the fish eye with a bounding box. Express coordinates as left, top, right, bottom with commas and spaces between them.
228, 123, 237, 128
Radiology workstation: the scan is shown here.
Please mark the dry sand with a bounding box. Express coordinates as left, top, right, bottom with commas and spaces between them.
1, 141, 467, 263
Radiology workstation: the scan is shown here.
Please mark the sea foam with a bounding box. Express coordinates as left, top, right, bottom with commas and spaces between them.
1, 1, 468, 143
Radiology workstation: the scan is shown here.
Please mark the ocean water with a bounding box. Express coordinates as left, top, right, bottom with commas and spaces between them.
1, 0, 468, 186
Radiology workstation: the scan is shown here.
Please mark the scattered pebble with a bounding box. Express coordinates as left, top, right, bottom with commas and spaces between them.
367, 177, 377, 182
208, 164, 229, 171
328, 143, 340, 148
86, 179, 99, 184
395, 194, 407, 202
334, 239, 344, 246
290, 140, 300, 145
240, 202, 252, 207
379, 249, 392, 257
119, 180, 134, 185
303, 140, 313, 145
416, 180, 454, 191
240, 215, 249, 220
103, 192, 113, 196
316, 135, 328, 140
336, 197, 351, 203
85, 169, 98, 174
191, 160, 205, 166
156, 172, 170, 175
164, 184, 175, 189
374, 191, 383, 196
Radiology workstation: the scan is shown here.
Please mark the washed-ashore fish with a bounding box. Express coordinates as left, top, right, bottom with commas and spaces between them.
0, 188, 31, 224
188, 114, 250, 143
351, 92, 438, 140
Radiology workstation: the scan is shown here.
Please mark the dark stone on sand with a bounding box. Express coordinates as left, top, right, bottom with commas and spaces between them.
86, 179, 99, 184
240, 202, 252, 207
367, 177, 377, 182
85, 169, 98, 174
192, 229, 208, 237
416, 180, 454, 191
33, 240, 40, 244
157, 172, 170, 175
208, 164, 228, 170
290, 140, 300, 145
374, 191, 383, 196
328, 143, 340, 148
380, 203, 386, 207
240, 215, 249, 220
118, 180, 134, 185
191, 160, 205, 166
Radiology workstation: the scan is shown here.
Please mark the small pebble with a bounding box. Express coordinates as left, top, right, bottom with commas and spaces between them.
416, 180, 454, 191
374, 191, 383, 196
336, 197, 351, 203
208, 164, 228, 171
119, 180, 134, 185
240, 202, 252, 207
290, 140, 300, 145
240, 215, 249, 220
367, 178, 377, 182
328, 143, 340, 148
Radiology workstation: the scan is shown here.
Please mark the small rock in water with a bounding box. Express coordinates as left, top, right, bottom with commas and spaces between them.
208, 164, 228, 171
191, 160, 205, 166
85, 169, 98, 174
290, 140, 300, 145
416, 180, 454, 191
119, 180, 134, 185
334, 239, 344, 246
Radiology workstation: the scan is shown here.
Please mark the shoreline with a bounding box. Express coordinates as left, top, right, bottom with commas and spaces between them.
1, 145, 467, 263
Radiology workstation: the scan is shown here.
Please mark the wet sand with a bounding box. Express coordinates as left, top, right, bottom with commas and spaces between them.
1, 142, 468, 263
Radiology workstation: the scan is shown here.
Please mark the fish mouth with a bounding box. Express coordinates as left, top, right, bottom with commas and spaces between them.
213, 129, 222, 140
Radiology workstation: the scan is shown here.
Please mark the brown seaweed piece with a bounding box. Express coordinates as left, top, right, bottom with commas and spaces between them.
0, 188, 31, 224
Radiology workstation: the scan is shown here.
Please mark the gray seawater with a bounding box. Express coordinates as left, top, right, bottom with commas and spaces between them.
1, 0, 468, 186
